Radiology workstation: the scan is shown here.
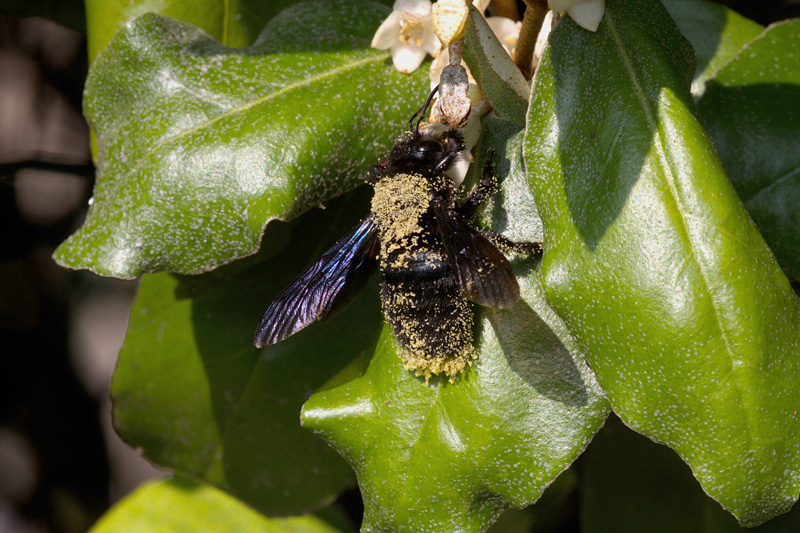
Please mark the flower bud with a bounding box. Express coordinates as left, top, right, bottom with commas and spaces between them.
432, 0, 469, 45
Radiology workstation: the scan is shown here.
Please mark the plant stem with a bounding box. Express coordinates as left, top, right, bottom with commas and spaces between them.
513, 0, 548, 80
490, 0, 520, 20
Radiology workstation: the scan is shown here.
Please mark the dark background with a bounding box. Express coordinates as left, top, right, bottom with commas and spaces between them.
1, 1, 798, 531
1, 12, 158, 533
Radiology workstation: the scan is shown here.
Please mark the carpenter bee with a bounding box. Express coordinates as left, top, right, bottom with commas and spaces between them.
254, 88, 542, 380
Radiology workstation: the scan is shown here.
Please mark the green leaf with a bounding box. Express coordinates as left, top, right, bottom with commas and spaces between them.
302, 124, 609, 532
111, 190, 383, 515
661, 0, 763, 97
90, 477, 353, 532
55, 1, 429, 278
466, 117, 544, 244
661, 3, 800, 280
463, 5, 530, 124
486, 467, 577, 533
697, 20, 800, 281
84, 0, 393, 63
581, 416, 800, 532
86, 0, 272, 61
524, 0, 800, 526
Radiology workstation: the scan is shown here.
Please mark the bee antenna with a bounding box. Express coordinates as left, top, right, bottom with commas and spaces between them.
409, 85, 439, 133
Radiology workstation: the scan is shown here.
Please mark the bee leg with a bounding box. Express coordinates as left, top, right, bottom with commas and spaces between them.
457, 150, 499, 219
481, 230, 543, 256
434, 151, 463, 174
459, 151, 544, 256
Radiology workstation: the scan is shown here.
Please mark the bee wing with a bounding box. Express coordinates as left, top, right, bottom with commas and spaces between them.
433, 205, 520, 309
254, 215, 380, 348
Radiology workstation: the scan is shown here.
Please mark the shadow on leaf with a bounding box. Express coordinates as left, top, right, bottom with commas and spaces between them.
488, 299, 589, 408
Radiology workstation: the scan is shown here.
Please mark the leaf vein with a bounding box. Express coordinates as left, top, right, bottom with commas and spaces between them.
116, 52, 387, 184
745, 164, 800, 208
606, 8, 749, 434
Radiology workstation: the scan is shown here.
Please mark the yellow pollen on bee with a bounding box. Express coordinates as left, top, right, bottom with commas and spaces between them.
373, 171, 474, 383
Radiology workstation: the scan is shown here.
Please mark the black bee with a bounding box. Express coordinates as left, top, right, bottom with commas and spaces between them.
254, 88, 542, 380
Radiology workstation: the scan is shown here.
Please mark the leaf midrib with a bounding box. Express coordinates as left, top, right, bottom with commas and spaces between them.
605, 9, 754, 442
110, 52, 387, 188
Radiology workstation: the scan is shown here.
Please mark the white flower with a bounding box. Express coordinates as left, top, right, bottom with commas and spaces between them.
531, 11, 554, 71
429, 46, 458, 90
372, 0, 441, 73
420, 123, 474, 186
446, 146, 473, 186
548, 0, 605, 32
486, 16, 521, 57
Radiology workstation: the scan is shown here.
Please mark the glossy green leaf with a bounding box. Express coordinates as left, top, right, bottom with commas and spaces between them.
465, 117, 544, 244
697, 20, 800, 281
661, 0, 762, 97
85, 0, 394, 62
86, 0, 269, 62
302, 124, 609, 532
55, 1, 429, 278
486, 467, 577, 533
661, 4, 800, 279
90, 477, 353, 532
581, 416, 800, 532
463, 5, 530, 124
112, 190, 384, 515
524, 0, 800, 526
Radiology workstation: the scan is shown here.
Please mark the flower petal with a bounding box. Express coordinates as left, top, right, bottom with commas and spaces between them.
391, 42, 428, 73
532, 11, 554, 71
394, 0, 431, 23
445, 150, 471, 186
486, 16, 519, 40
420, 19, 442, 56
548, 0, 572, 12
460, 115, 481, 150
429, 53, 446, 89
419, 122, 476, 186
567, 0, 605, 32
371, 10, 405, 49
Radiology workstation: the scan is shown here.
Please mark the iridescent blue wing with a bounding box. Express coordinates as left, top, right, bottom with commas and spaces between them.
433, 204, 520, 309
254, 215, 380, 348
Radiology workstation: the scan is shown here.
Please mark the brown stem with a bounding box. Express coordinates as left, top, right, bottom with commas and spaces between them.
490, 0, 520, 20
513, 0, 548, 80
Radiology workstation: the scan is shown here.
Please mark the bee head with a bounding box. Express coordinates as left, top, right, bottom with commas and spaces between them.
369, 86, 466, 183
369, 127, 466, 182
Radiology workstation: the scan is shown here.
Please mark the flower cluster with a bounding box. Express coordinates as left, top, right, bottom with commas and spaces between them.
371, 0, 604, 182
372, 0, 605, 75
371, 0, 441, 73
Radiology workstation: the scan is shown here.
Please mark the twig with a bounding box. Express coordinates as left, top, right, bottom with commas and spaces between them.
513, 0, 548, 80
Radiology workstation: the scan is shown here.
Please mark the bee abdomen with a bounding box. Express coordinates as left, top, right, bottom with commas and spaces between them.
380, 248, 475, 381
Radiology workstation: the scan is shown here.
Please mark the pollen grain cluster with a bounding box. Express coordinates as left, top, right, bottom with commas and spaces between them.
372, 171, 475, 382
